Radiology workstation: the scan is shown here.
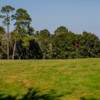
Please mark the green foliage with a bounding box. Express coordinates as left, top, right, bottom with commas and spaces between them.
0, 5, 15, 26
0, 5, 100, 59
13, 8, 31, 32
76, 31, 100, 58
54, 26, 68, 35
0, 26, 5, 33
52, 31, 76, 59
0, 5, 15, 59
27, 26, 34, 36
22, 36, 33, 47
15, 35, 42, 59
38, 29, 52, 59
0, 26, 7, 59
1, 5, 15, 13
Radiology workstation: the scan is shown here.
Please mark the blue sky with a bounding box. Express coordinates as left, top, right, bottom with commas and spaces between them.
0, 0, 100, 37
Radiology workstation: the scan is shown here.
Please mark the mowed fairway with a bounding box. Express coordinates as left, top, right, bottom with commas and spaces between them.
0, 59, 100, 100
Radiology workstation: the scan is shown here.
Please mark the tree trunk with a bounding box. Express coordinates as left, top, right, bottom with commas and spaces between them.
19, 56, 21, 60
7, 13, 9, 60
12, 39, 16, 60
19, 53, 22, 60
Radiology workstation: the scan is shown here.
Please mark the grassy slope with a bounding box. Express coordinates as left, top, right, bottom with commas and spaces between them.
0, 59, 100, 100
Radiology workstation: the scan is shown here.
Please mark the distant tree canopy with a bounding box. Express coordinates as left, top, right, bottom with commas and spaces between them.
54, 26, 68, 35
0, 5, 100, 59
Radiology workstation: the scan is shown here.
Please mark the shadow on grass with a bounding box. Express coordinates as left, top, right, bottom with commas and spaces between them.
0, 88, 63, 100
80, 97, 99, 100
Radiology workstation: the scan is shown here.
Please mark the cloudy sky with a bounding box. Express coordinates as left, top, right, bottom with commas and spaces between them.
0, 0, 100, 37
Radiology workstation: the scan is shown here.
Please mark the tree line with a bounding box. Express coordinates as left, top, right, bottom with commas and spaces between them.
0, 5, 100, 60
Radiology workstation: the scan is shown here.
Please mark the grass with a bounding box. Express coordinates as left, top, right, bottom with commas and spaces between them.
0, 59, 100, 100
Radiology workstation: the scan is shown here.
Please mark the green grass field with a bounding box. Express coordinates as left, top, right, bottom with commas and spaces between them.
0, 59, 100, 100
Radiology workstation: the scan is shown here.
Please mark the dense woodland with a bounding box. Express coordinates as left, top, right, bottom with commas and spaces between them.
0, 5, 100, 60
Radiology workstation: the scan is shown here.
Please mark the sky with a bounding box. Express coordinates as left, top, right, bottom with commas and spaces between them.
0, 0, 100, 37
